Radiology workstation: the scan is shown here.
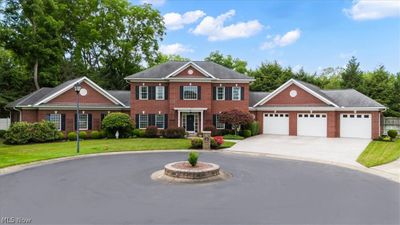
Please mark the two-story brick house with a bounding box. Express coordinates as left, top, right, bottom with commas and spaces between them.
6, 61, 385, 139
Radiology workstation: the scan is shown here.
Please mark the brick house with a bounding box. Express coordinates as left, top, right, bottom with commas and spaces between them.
6, 61, 385, 139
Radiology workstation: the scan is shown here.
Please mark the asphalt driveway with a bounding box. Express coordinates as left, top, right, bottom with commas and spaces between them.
227, 135, 371, 167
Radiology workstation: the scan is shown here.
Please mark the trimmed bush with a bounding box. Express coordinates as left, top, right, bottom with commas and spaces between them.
0, 129, 6, 138
99, 130, 106, 138
203, 125, 217, 136
4, 122, 32, 144
191, 138, 203, 149
67, 132, 77, 141
211, 138, 220, 149
79, 131, 87, 139
242, 130, 252, 138
163, 127, 186, 138
57, 131, 65, 140
188, 151, 199, 167
145, 126, 159, 138
387, 130, 398, 141
91, 130, 101, 139
249, 121, 259, 136
132, 129, 140, 137
213, 136, 224, 145
30, 120, 58, 143
101, 112, 134, 138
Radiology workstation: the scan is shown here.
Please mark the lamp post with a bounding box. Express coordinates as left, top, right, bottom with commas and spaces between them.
74, 82, 82, 153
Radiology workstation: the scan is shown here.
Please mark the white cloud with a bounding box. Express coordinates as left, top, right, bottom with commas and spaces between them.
140, 0, 166, 6
191, 10, 263, 41
260, 29, 301, 50
343, 0, 400, 20
163, 10, 206, 30
159, 43, 193, 55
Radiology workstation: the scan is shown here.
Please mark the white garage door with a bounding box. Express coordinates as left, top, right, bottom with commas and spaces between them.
297, 113, 327, 137
263, 113, 289, 135
340, 114, 371, 139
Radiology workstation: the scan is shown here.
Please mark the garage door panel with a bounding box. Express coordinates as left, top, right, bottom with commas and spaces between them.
263, 113, 289, 135
340, 114, 371, 139
297, 113, 327, 137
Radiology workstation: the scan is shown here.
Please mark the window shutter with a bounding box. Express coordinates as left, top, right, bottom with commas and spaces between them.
46, 114, 50, 120
241, 87, 244, 100
213, 114, 217, 127
212, 87, 216, 100
149, 86, 156, 100
88, 114, 92, 130
74, 113, 77, 130
164, 114, 168, 129
135, 114, 139, 129
225, 87, 232, 100
198, 86, 201, 100
135, 85, 139, 100
149, 114, 156, 126
165, 86, 168, 100
180, 86, 183, 99
61, 114, 66, 131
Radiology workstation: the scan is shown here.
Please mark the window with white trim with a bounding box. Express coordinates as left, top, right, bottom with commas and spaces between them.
139, 86, 148, 100
215, 115, 225, 129
156, 86, 165, 100
183, 86, 198, 100
48, 114, 61, 131
139, 114, 148, 129
78, 114, 88, 130
155, 114, 165, 129
232, 87, 241, 100
216, 87, 225, 100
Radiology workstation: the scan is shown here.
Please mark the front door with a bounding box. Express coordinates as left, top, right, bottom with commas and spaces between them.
186, 115, 195, 132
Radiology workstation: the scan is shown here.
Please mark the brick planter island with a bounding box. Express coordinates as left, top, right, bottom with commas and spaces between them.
164, 161, 220, 179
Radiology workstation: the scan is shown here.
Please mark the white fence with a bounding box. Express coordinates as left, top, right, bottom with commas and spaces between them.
0, 118, 10, 130
384, 117, 400, 134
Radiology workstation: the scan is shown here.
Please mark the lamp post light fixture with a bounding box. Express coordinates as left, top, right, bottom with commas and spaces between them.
74, 82, 82, 153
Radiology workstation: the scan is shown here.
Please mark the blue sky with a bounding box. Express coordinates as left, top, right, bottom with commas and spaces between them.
134, 0, 400, 73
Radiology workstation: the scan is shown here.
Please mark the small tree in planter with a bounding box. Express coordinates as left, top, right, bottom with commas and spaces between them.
188, 151, 199, 167
219, 110, 254, 135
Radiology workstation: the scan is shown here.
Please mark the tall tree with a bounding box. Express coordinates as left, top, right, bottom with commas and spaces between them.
250, 61, 293, 92
205, 51, 249, 74
153, 53, 190, 65
341, 56, 362, 90
361, 66, 393, 107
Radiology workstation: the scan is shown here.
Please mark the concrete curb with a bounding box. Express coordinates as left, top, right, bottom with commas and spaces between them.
1, 149, 399, 184
223, 150, 400, 184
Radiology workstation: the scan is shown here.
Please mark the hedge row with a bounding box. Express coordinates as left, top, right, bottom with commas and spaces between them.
4, 121, 63, 145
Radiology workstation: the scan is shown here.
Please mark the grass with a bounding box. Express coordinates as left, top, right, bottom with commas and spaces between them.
223, 134, 245, 140
357, 139, 400, 167
0, 138, 236, 169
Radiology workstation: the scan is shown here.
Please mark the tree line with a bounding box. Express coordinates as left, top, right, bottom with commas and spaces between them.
0, 0, 399, 117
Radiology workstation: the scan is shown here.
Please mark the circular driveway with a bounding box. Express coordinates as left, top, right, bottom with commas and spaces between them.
0, 152, 399, 224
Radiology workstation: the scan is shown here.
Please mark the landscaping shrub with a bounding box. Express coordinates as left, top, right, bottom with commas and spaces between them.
242, 130, 252, 138
219, 110, 254, 135
0, 129, 6, 138
79, 131, 87, 139
188, 151, 199, 166
163, 127, 186, 138
145, 126, 159, 138
91, 130, 101, 139
67, 132, 77, 141
4, 122, 32, 144
101, 112, 134, 138
57, 131, 65, 140
213, 136, 224, 145
30, 120, 58, 143
211, 138, 220, 149
203, 125, 217, 136
99, 130, 106, 138
387, 130, 398, 141
216, 129, 232, 136
191, 138, 203, 149
132, 129, 141, 137
249, 121, 259, 136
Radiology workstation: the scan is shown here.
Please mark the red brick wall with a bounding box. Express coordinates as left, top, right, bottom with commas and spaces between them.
261, 84, 327, 106
175, 66, 208, 78
48, 82, 115, 105
21, 110, 38, 123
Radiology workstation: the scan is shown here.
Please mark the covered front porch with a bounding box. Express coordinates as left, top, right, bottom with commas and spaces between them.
175, 107, 207, 133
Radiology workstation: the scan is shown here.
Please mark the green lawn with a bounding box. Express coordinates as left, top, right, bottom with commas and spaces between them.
357, 139, 400, 167
223, 134, 245, 140
0, 138, 235, 169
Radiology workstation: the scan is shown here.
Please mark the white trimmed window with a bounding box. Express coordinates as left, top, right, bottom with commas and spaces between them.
183, 86, 198, 100
232, 87, 241, 101
48, 114, 61, 131
215, 115, 225, 129
139, 86, 148, 100
155, 114, 165, 129
156, 86, 165, 100
78, 114, 88, 130
139, 114, 148, 129
216, 87, 225, 100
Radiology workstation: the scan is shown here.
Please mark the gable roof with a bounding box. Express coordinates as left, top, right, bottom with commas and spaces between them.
251, 79, 385, 109
6, 77, 128, 108
125, 61, 254, 81
249, 92, 270, 107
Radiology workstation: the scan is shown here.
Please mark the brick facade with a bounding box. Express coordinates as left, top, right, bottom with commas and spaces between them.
261, 84, 328, 106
